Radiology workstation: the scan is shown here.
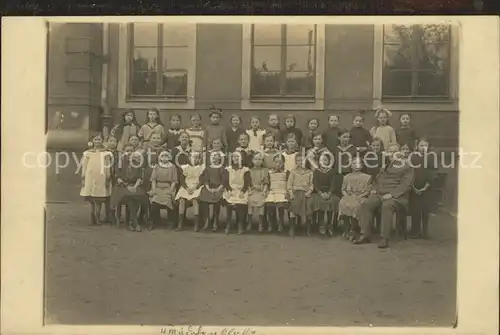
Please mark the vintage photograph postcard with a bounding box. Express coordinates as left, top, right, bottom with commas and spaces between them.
1, 16, 499, 335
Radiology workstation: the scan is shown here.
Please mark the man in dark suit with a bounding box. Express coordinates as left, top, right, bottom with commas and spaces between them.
353, 143, 414, 248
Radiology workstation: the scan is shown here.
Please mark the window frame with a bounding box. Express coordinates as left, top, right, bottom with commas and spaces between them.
117, 23, 196, 110
250, 24, 317, 99
373, 23, 459, 111
241, 23, 325, 111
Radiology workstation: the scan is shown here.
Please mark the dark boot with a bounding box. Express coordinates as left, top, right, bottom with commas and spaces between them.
193, 215, 200, 232
176, 214, 185, 231
258, 215, 265, 233
378, 238, 389, 249
246, 214, 253, 231
289, 217, 296, 238
225, 207, 233, 234
305, 218, 311, 237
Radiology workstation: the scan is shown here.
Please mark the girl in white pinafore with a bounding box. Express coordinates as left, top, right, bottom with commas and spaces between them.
223, 152, 251, 235
175, 151, 205, 231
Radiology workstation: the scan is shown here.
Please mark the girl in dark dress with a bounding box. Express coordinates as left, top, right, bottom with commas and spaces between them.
205, 107, 228, 151
104, 135, 119, 223
226, 114, 245, 154
396, 113, 419, 151
111, 147, 150, 232
322, 115, 344, 154
409, 138, 437, 239
303, 118, 320, 150
199, 151, 227, 231
265, 114, 281, 149
312, 153, 340, 236
349, 114, 372, 159
149, 150, 179, 229
235, 133, 254, 168
280, 114, 303, 149
165, 114, 182, 150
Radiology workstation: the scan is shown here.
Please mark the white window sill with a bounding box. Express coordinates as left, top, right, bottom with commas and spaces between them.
377, 100, 459, 111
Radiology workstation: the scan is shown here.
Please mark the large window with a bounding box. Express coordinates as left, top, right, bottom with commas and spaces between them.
251, 24, 317, 99
382, 24, 451, 100
128, 23, 193, 99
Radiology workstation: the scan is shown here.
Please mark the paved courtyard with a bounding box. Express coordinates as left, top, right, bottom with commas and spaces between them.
44, 203, 457, 327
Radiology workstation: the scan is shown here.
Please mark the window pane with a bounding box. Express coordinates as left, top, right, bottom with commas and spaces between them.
133, 48, 158, 71
162, 24, 192, 47
162, 47, 190, 71
383, 24, 415, 44
251, 71, 281, 96
286, 72, 315, 96
252, 46, 282, 71
382, 70, 412, 97
286, 25, 316, 45
417, 71, 448, 96
286, 46, 315, 72
131, 71, 157, 95
132, 23, 158, 47
162, 71, 187, 96
253, 24, 282, 45
384, 44, 412, 69
418, 43, 449, 70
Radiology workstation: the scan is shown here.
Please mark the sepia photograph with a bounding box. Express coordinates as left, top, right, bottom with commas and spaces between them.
42, 19, 461, 327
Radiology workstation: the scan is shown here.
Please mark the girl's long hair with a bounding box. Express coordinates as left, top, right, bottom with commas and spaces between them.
114, 109, 141, 141
147, 108, 163, 125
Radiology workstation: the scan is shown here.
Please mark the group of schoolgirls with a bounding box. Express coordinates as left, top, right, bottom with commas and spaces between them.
80, 106, 436, 239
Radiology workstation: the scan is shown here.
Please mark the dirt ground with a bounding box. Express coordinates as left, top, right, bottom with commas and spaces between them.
44, 203, 457, 327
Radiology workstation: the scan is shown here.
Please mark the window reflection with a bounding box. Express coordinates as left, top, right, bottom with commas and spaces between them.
382, 24, 451, 98
251, 24, 316, 98
129, 23, 190, 98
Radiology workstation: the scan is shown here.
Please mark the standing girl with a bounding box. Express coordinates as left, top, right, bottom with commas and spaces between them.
205, 107, 228, 151
80, 134, 113, 226
149, 150, 179, 230
369, 108, 397, 152
138, 108, 166, 149
185, 113, 205, 152
165, 114, 183, 150
323, 115, 344, 154
110, 109, 141, 152
265, 155, 289, 233
409, 138, 436, 239
396, 113, 419, 150
303, 118, 320, 150
198, 151, 226, 232
103, 135, 119, 223
338, 158, 372, 240
282, 137, 299, 172
175, 151, 205, 232
349, 114, 372, 156
312, 153, 339, 236
280, 114, 303, 148
263, 134, 279, 169
287, 154, 314, 237
246, 116, 266, 152
265, 114, 281, 148
226, 114, 245, 154
223, 152, 251, 235
247, 153, 270, 233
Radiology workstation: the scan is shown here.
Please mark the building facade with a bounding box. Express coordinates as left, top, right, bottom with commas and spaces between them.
47, 22, 459, 151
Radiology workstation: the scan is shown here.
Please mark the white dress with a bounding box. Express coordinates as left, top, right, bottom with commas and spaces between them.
282, 152, 298, 172
175, 164, 205, 201
246, 129, 266, 152
265, 169, 288, 203
223, 166, 250, 204
80, 149, 113, 198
